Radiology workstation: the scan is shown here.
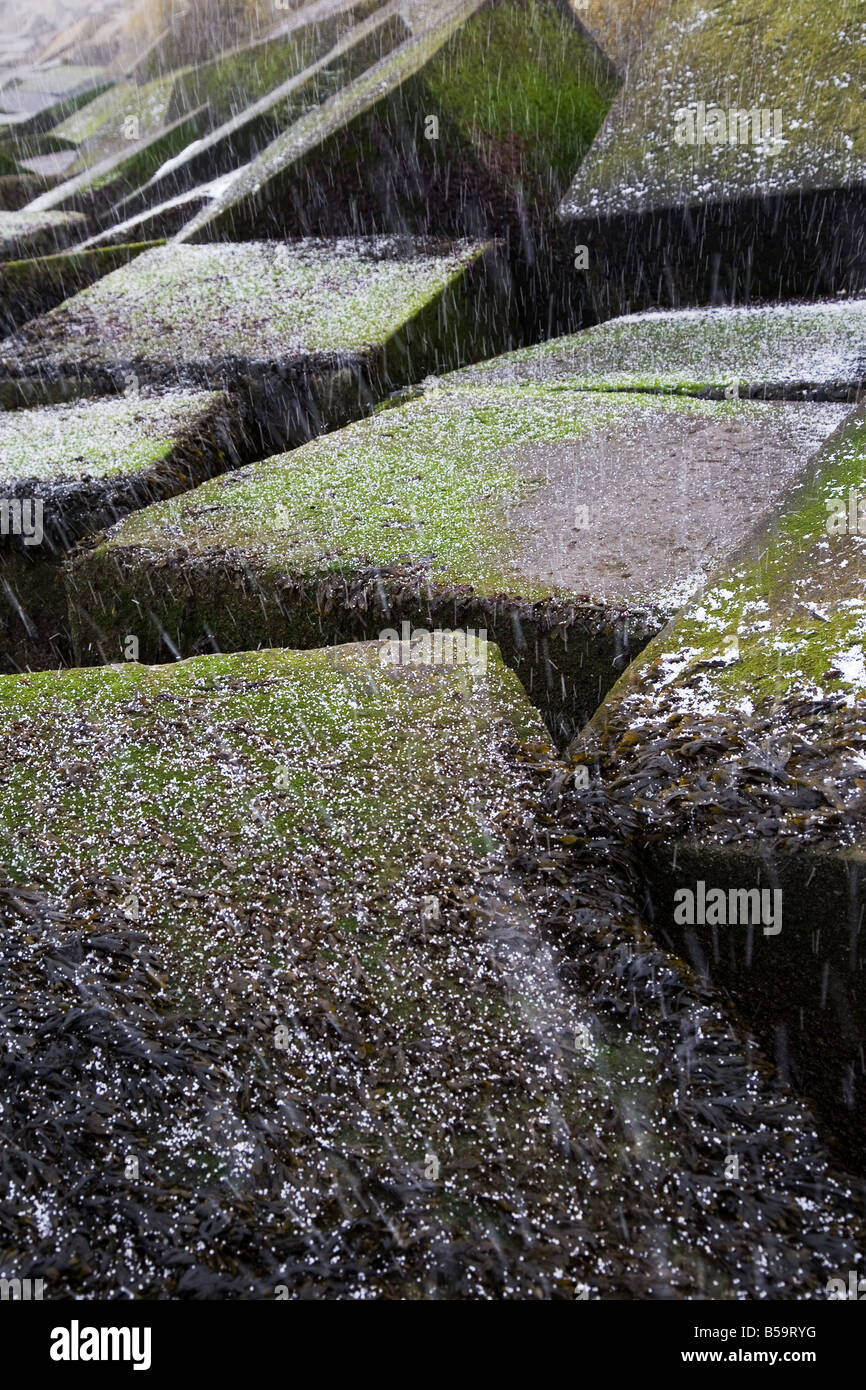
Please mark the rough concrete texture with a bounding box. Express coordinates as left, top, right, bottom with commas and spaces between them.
444, 297, 866, 401
0, 237, 510, 436
0, 388, 241, 672
558, 0, 866, 312
66, 384, 845, 741
0, 639, 860, 1297
0, 207, 86, 258
561, 0, 866, 219
568, 407, 866, 1170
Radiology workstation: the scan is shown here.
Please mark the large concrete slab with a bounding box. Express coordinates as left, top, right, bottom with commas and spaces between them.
0, 640, 858, 1296
571, 406, 866, 1170
66, 382, 847, 740
559, 0, 866, 311
0, 388, 238, 671
0, 207, 86, 258
183, 0, 616, 236
0, 239, 161, 335
21, 102, 211, 221
180, 0, 617, 337
38, 1, 393, 224
113, 1, 408, 217
0, 237, 509, 441
444, 297, 866, 401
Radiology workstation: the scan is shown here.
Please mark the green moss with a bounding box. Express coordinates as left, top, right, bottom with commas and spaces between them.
448, 299, 866, 397
422, 0, 616, 196
26, 104, 209, 208
186, 0, 616, 242
562, 0, 866, 216
97, 385, 833, 606
92, 382, 636, 600
52, 74, 179, 164
3, 239, 487, 367
0, 642, 548, 940
169, 29, 327, 124
0, 390, 220, 484
608, 411, 866, 710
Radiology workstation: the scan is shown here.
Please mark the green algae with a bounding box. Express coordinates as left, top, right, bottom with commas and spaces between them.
136, 2, 408, 206
184, 0, 616, 243
0, 638, 757, 1299
53, 72, 179, 166
89, 385, 838, 605
168, 25, 344, 125
84, 382, 634, 601
561, 0, 866, 217
182, 0, 489, 239
1, 239, 488, 370
446, 298, 866, 398
0, 390, 221, 485
25, 103, 210, 208
419, 0, 616, 196
601, 409, 866, 714
0, 641, 548, 945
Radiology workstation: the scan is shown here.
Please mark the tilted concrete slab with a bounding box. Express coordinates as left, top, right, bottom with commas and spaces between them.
559, 0, 866, 310
66, 382, 846, 741
119, 2, 410, 216
0, 388, 238, 670
0, 236, 509, 440
570, 407, 866, 1169
0, 208, 87, 258
25, 2, 405, 237
0, 640, 858, 1296
21, 101, 211, 217
179, 0, 617, 336
562, 0, 866, 221
442, 297, 866, 402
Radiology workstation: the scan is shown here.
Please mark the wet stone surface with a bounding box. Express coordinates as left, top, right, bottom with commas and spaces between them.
560, 0, 866, 219
0, 389, 237, 671
0, 208, 87, 258
447, 297, 866, 401
67, 382, 846, 740
569, 408, 866, 1171
0, 237, 495, 394
0, 641, 860, 1298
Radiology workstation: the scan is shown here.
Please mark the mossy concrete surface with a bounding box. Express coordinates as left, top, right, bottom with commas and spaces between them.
0, 639, 858, 1296
180, 0, 617, 337
34, 0, 396, 224
0, 389, 238, 672
185, 0, 616, 241
22, 103, 211, 216
559, 0, 866, 312
561, 0, 866, 220
67, 384, 844, 741
0, 237, 510, 445
120, 2, 410, 214
0, 239, 162, 335
598, 409, 866, 716
569, 408, 866, 1170
0, 208, 87, 259
444, 297, 866, 401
